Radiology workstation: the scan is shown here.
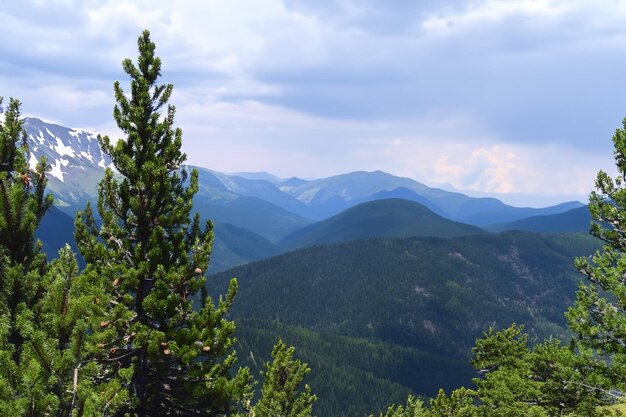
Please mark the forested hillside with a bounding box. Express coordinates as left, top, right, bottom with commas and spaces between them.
210, 231, 602, 415
235, 319, 474, 417
280, 198, 486, 250
486, 205, 592, 234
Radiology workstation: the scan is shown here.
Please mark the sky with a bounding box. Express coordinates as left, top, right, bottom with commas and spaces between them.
1, 0, 625, 207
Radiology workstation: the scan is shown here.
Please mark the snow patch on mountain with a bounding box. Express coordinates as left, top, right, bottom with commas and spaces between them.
297, 186, 321, 203
68, 129, 82, 138
49, 159, 66, 181
28, 153, 38, 170
36, 130, 46, 145
80, 151, 94, 163
54, 136, 76, 158
19, 117, 115, 201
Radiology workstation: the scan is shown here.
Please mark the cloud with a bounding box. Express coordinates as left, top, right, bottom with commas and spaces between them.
173, 98, 607, 205
428, 142, 606, 199
434, 147, 517, 193
195, 0, 619, 157
1, 0, 623, 205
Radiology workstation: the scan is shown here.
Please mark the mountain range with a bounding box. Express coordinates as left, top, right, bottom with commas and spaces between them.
23, 117, 589, 270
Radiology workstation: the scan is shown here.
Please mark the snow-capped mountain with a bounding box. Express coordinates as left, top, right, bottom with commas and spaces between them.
23, 117, 112, 208
19, 117, 590, 272
21, 117, 585, 229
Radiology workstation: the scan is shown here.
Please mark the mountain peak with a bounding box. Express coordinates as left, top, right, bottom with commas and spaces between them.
24, 117, 112, 179
280, 198, 486, 250
22, 117, 112, 205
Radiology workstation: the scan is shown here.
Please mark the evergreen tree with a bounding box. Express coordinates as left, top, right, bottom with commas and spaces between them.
471, 325, 609, 417
0, 96, 52, 349
470, 326, 546, 417
74, 31, 251, 416
427, 388, 477, 417
566, 116, 626, 397
21, 245, 108, 415
373, 323, 611, 417
0, 96, 56, 414
370, 395, 428, 417
253, 340, 316, 417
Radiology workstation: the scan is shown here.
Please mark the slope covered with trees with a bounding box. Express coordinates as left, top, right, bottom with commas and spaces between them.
207, 231, 603, 416
486, 205, 592, 234
235, 319, 474, 417
213, 232, 599, 356
280, 198, 486, 250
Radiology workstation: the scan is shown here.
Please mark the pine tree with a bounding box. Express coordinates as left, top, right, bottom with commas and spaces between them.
20, 245, 108, 415
74, 30, 251, 416
0, 96, 52, 347
253, 340, 316, 417
427, 388, 477, 417
471, 325, 546, 417
470, 325, 611, 417
370, 396, 428, 417
566, 116, 626, 397
0, 96, 56, 414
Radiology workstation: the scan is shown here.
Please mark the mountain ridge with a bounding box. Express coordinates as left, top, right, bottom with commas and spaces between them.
22, 116, 590, 273
486, 205, 592, 234
280, 198, 486, 251
23, 117, 582, 225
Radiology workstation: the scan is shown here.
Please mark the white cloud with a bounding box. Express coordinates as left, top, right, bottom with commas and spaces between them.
433, 146, 517, 193
1, 0, 624, 206
427, 143, 607, 198
422, 0, 565, 33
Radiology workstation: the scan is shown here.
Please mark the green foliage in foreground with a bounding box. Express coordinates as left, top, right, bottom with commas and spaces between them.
566, 117, 626, 385
236, 319, 474, 417
0, 33, 316, 417
253, 340, 316, 417
0, 96, 60, 415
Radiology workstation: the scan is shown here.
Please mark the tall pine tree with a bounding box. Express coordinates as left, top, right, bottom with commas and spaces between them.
0, 96, 57, 415
566, 116, 626, 400
74, 31, 251, 416
0, 96, 52, 348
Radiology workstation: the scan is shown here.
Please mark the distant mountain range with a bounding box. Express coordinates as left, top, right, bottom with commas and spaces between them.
486, 205, 593, 234
22, 116, 590, 271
